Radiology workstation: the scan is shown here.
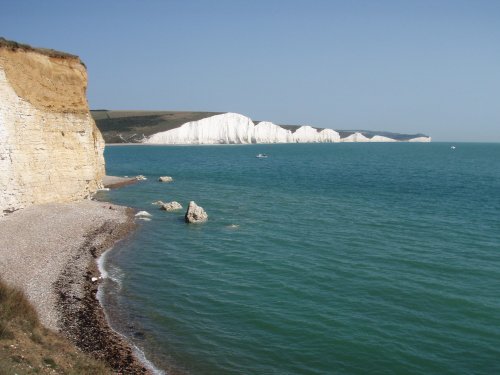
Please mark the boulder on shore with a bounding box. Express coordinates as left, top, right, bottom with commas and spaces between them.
158, 176, 173, 183
184, 201, 208, 223
161, 201, 183, 212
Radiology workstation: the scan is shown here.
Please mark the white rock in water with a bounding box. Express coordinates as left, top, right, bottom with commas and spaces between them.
161, 201, 183, 211
135, 175, 147, 180
152, 200, 165, 206
185, 201, 208, 223
158, 176, 173, 182
135, 210, 152, 217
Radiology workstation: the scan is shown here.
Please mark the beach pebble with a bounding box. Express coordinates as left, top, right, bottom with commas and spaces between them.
91, 277, 98, 282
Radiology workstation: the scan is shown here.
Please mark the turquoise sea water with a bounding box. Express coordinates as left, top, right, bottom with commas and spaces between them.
98, 143, 500, 375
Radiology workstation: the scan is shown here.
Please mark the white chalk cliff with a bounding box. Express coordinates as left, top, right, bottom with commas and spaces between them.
145, 113, 344, 145
145, 112, 430, 145
408, 136, 432, 142
370, 135, 398, 142
0, 42, 105, 214
340, 132, 370, 142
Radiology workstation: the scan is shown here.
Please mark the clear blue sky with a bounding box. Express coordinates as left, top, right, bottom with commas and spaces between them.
1, 0, 499, 141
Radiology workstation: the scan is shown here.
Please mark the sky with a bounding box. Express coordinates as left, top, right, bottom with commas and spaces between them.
1, 0, 499, 141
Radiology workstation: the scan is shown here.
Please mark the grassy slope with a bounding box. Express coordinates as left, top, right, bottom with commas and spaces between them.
0, 279, 111, 375
92, 110, 428, 143
92, 110, 223, 143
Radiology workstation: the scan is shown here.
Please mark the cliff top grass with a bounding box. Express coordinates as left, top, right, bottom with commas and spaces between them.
0, 37, 82, 63
0, 279, 111, 374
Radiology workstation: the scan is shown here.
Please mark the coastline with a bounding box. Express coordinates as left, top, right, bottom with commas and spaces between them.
0, 200, 151, 373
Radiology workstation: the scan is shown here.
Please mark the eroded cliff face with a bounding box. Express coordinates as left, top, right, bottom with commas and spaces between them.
0, 43, 105, 214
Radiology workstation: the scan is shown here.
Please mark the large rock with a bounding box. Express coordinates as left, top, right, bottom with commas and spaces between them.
161, 201, 182, 211
0, 39, 104, 214
184, 201, 208, 223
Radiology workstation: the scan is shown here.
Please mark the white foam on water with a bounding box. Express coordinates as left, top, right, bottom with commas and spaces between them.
131, 344, 166, 375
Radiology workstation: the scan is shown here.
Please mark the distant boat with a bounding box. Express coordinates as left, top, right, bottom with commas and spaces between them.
451, 146, 456, 150
256, 153, 268, 159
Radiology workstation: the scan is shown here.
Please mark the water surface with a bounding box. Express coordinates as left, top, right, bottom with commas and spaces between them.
98, 143, 500, 374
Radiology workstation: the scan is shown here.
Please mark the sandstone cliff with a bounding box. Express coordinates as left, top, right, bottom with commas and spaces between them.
0, 39, 105, 214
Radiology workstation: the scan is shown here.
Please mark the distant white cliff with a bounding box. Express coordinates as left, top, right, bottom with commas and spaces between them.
340, 132, 370, 142
369, 135, 398, 142
253, 121, 292, 143
144, 112, 430, 145
408, 136, 432, 142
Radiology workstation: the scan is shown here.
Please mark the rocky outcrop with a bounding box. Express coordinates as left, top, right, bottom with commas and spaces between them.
161, 201, 182, 211
184, 201, 208, 223
0, 39, 105, 214
158, 176, 173, 183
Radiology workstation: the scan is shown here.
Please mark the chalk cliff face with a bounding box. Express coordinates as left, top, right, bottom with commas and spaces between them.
144, 112, 432, 145
408, 136, 432, 142
146, 113, 344, 145
0, 41, 105, 214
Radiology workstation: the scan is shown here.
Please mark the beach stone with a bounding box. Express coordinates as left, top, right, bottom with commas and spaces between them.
158, 176, 173, 183
161, 201, 183, 212
185, 201, 208, 223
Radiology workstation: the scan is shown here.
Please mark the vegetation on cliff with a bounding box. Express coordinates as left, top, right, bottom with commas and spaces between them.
0, 279, 111, 374
92, 110, 222, 143
0, 37, 81, 62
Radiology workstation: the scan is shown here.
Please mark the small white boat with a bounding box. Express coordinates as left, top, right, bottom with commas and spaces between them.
451, 146, 456, 150
256, 153, 268, 159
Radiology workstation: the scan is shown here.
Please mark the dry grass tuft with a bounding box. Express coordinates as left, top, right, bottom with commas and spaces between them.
0, 37, 80, 60
0, 279, 111, 374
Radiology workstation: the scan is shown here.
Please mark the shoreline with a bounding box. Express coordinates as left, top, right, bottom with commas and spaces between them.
0, 200, 152, 373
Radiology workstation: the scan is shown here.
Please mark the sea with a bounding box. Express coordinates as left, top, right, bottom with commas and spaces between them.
96, 143, 500, 375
